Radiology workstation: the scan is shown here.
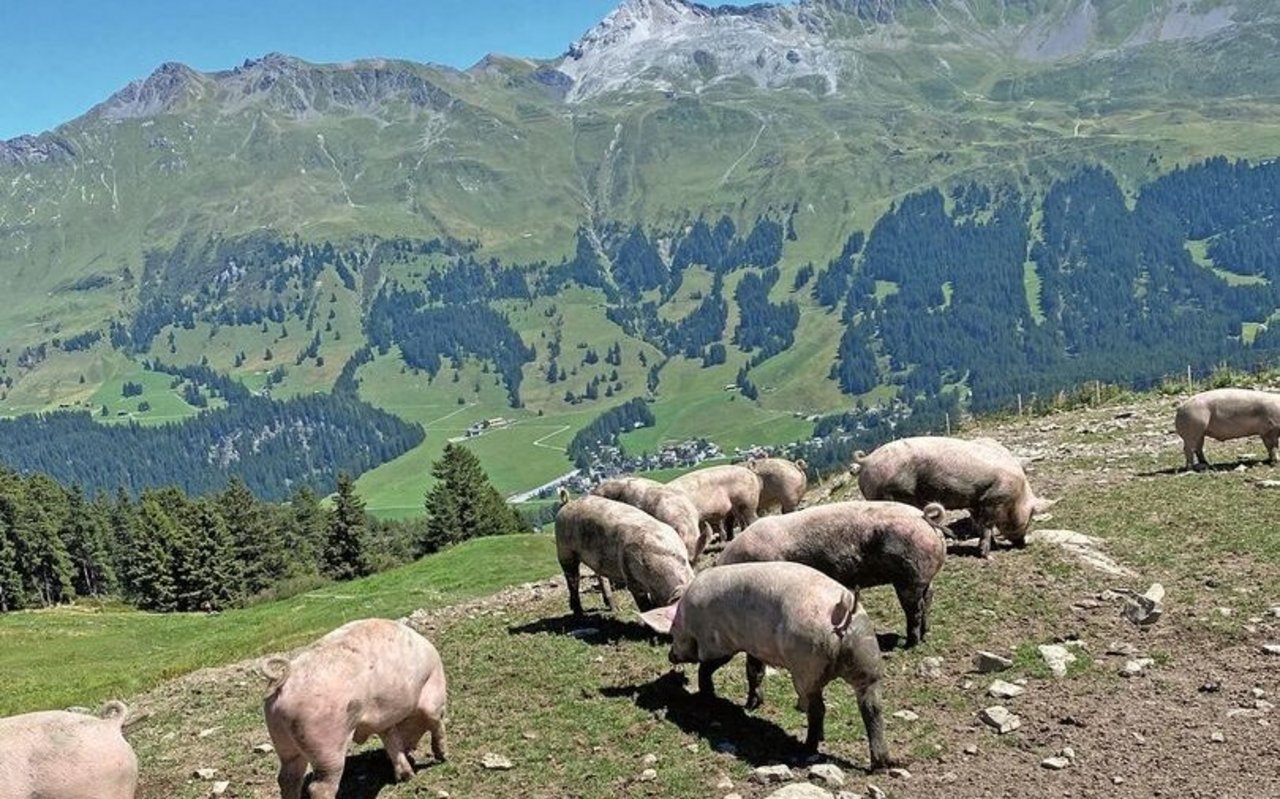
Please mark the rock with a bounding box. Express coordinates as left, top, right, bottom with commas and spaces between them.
210, 782, 230, 797
1038, 644, 1077, 678
1061, 746, 1075, 761
988, 679, 1024, 699
916, 656, 944, 679
481, 753, 514, 770
437, 791, 450, 799
197, 726, 221, 739
887, 768, 911, 779
1211, 731, 1225, 743
892, 709, 919, 722
716, 776, 734, 790
1120, 658, 1154, 677
963, 744, 979, 755
1200, 680, 1221, 693
726, 794, 743, 799
641, 753, 658, 766
1269, 606, 1280, 618
1217, 607, 1233, 617
1041, 756, 1070, 770
809, 763, 846, 787
766, 785, 833, 799
193, 768, 218, 780
1105, 641, 1138, 657
638, 768, 657, 782
972, 651, 1013, 673
253, 743, 274, 753
867, 785, 887, 799
1255, 479, 1280, 488
979, 706, 1022, 734
1117, 583, 1165, 626
752, 765, 795, 784
1253, 687, 1268, 699
1113, 776, 1125, 785
1262, 644, 1280, 656
837, 793, 865, 799
1256, 699, 1275, 713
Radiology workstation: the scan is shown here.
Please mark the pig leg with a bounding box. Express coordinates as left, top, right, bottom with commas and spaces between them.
598, 576, 618, 613
275, 752, 308, 799
698, 655, 733, 698
560, 552, 584, 615
894, 582, 928, 648
1262, 430, 1278, 465
381, 727, 416, 782
978, 525, 995, 559
426, 713, 447, 762
303, 752, 346, 799
855, 680, 894, 771
801, 688, 826, 752
745, 655, 767, 710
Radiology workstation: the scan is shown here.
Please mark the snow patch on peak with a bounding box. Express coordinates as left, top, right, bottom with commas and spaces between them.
558, 0, 842, 101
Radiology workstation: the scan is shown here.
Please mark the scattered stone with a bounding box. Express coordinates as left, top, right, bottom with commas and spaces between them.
726, 794, 743, 799
1120, 658, 1154, 677
521, 731, 538, 740
197, 726, 221, 739
1041, 756, 1070, 770
809, 763, 845, 787
1113, 776, 1125, 785
1116, 583, 1165, 626
1256, 700, 1275, 713
1217, 607, 1234, 617
1269, 606, 1280, 618
1106, 642, 1138, 657
961, 680, 974, 690
641, 753, 658, 766
1072, 598, 1102, 610
481, 753, 514, 770
963, 744, 979, 756
887, 767, 911, 779
916, 656, 944, 679
892, 709, 919, 722
1061, 747, 1075, 761
210, 782, 230, 797
766, 784, 834, 799
638, 768, 657, 782
1255, 479, 1280, 489
1038, 644, 1077, 678
988, 679, 1025, 699
437, 791, 450, 799
867, 784, 887, 799
1253, 687, 1268, 699
716, 776, 734, 790
1200, 680, 1221, 693
1262, 644, 1280, 656
1226, 708, 1255, 719
752, 765, 795, 784
1210, 731, 1225, 743
193, 769, 218, 781
973, 651, 1013, 673
253, 743, 274, 753
979, 705, 1022, 734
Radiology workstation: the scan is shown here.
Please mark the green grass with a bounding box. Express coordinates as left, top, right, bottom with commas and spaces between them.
0, 535, 556, 715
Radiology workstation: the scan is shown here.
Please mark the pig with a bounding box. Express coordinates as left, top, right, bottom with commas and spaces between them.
591, 476, 708, 560
748, 457, 808, 514
1175, 388, 1280, 469
719, 501, 946, 647
854, 436, 1054, 558
639, 562, 894, 768
0, 701, 137, 799
555, 492, 694, 614
667, 464, 762, 542
261, 618, 447, 799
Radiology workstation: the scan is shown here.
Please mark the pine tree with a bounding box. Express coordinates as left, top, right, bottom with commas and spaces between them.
219, 477, 284, 596
15, 475, 74, 606
286, 486, 326, 574
322, 474, 371, 581
128, 496, 178, 611
62, 489, 117, 598
421, 444, 525, 555
173, 499, 237, 611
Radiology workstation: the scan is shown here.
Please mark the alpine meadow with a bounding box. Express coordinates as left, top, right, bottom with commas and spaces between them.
2, 1, 1280, 798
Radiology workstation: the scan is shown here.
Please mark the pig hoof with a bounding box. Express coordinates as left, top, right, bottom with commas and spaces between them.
745, 695, 763, 711
869, 756, 903, 773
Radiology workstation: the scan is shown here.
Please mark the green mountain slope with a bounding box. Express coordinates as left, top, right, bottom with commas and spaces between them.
2, 0, 1280, 507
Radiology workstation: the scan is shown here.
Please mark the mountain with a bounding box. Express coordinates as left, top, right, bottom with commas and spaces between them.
1, 0, 1279, 511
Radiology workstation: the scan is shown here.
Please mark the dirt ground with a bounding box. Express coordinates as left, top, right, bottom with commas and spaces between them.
122, 387, 1280, 798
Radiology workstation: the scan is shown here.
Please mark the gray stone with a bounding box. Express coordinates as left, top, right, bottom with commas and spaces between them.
1061, 747, 1076, 761
1263, 644, 1280, 656
808, 763, 845, 787
641, 753, 658, 766
1038, 644, 1077, 678
210, 782, 230, 797
716, 776, 734, 790
867, 785, 887, 799
887, 768, 911, 779
979, 706, 1022, 734
1119, 584, 1165, 626
752, 765, 796, 784
1210, 731, 1225, 743
1041, 756, 1070, 770
988, 679, 1024, 699
972, 651, 1013, 673
766, 786, 833, 799
193, 769, 218, 780
916, 656, 944, 679
963, 744, 979, 755
892, 709, 919, 722
481, 753, 514, 770
1120, 658, 1154, 677
253, 743, 274, 753
836, 793, 865, 799
638, 768, 657, 782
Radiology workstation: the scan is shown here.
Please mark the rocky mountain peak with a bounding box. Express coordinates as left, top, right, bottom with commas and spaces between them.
93, 61, 206, 121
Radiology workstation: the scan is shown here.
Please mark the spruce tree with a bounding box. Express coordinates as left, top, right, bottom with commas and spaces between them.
219, 477, 284, 596
287, 486, 326, 574
62, 489, 118, 598
421, 443, 525, 555
0, 521, 22, 611
128, 496, 178, 611
322, 474, 370, 581
15, 475, 74, 606
174, 499, 237, 611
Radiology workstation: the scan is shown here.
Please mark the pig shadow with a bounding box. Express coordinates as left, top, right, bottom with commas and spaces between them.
1138, 456, 1270, 477
508, 612, 659, 646
327, 749, 441, 799
600, 670, 861, 771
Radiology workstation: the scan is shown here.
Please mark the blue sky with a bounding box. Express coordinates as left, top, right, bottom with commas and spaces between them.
0, 0, 770, 140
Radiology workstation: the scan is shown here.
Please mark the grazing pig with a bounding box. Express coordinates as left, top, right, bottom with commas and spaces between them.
639, 562, 894, 768
854, 436, 1054, 558
720, 501, 946, 647
1175, 388, 1280, 469
261, 619, 447, 799
555, 493, 694, 614
748, 457, 808, 514
591, 476, 708, 560
0, 702, 137, 799
668, 464, 761, 542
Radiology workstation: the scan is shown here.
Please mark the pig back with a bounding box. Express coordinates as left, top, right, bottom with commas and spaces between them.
270, 619, 440, 735
860, 437, 1020, 510
1179, 388, 1280, 438
0, 708, 137, 799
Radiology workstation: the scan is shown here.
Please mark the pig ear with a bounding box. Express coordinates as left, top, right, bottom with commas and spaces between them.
830, 589, 858, 636
638, 603, 678, 635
